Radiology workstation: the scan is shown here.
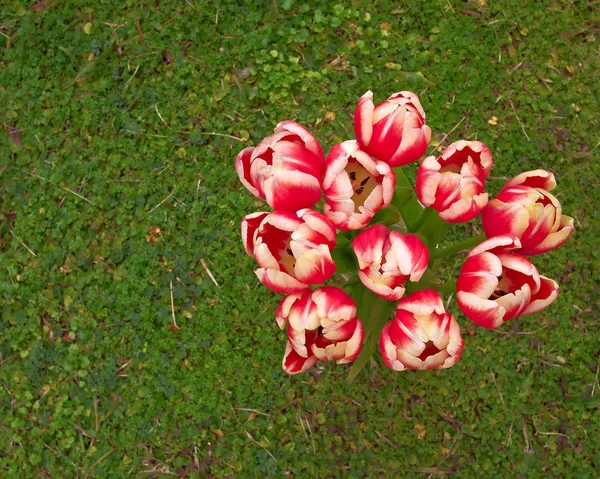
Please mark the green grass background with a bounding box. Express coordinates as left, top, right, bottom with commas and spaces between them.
1, 1, 599, 477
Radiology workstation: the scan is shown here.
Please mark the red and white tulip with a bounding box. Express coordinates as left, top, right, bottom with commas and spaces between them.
352, 224, 429, 301
242, 209, 336, 294
379, 290, 463, 371
481, 170, 574, 255
277, 286, 364, 374
354, 90, 432, 167
456, 235, 559, 329
416, 140, 493, 223
322, 140, 395, 230
235, 121, 325, 211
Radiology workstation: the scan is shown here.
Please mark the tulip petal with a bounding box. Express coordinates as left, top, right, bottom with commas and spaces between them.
504, 169, 556, 191
387, 121, 430, 167
469, 235, 522, 257
388, 232, 429, 281
241, 212, 269, 257
255, 268, 307, 294
354, 90, 375, 147
522, 275, 559, 316
519, 215, 574, 255
282, 341, 318, 374
482, 200, 530, 240
294, 244, 336, 284
235, 147, 261, 198
264, 170, 322, 212
439, 193, 488, 223
311, 286, 357, 322
275, 120, 325, 162
456, 291, 504, 329
275, 293, 302, 329
352, 224, 388, 269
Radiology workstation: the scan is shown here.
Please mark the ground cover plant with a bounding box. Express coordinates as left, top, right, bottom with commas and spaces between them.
1, 1, 599, 477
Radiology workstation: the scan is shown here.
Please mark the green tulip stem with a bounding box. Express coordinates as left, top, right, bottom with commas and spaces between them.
409, 207, 434, 233
430, 233, 487, 260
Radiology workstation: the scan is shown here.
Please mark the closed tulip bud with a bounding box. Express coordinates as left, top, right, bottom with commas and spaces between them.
235, 121, 325, 211
242, 209, 336, 294
416, 140, 493, 223
379, 290, 463, 371
481, 170, 574, 255
354, 90, 431, 167
352, 224, 429, 301
322, 140, 395, 230
456, 235, 559, 329
277, 287, 364, 374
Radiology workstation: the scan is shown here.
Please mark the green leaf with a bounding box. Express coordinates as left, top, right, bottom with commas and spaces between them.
331, 242, 356, 275
370, 205, 400, 226
390, 187, 413, 211
348, 285, 392, 383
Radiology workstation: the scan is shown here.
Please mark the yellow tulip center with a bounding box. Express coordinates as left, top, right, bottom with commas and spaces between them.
346, 160, 377, 213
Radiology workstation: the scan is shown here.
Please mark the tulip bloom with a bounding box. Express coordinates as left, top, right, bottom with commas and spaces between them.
277, 286, 364, 374
354, 90, 432, 167
456, 235, 559, 329
322, 140, 395, 230
242, 209, 336, 294
380, 290, 463, 371
481, 170, 574, 255
235, 121, 325, 211
352, 224, 429, 301
416, 140, 493, 223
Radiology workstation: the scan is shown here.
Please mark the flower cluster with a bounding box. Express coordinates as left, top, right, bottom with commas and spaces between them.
237, 90, 573, 376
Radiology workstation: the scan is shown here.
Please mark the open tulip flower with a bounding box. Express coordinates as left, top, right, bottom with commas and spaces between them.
242, 209, 336, 294
380, 290, 463, 371
354, 90, 432, 167
322, 140, 395, 230
416, 140, 493, 223
352, 224, 429, 301
276, 287, 364, 374
456, 235, 559, 329
235, 120, 325, 212
236, 90, 572, 378
481, 169, 574, 255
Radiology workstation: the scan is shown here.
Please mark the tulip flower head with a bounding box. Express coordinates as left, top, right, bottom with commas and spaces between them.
322, 140, 396, 230
456, 235, 559, 329
354, 90, 432, 167
416, 140, 493, 223
481, 170, 574, 255
379, 290, 463, 371
276, 287, 364, 374
242, 209, 336, 294
235, 121, 325, 211
352, 224, 429, 301
235, 92, 572, 379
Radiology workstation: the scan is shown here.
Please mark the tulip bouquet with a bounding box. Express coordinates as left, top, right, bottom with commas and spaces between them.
236, 90, 574, 380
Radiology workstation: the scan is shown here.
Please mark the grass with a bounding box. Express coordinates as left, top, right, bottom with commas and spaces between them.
1, 0, 599, 477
